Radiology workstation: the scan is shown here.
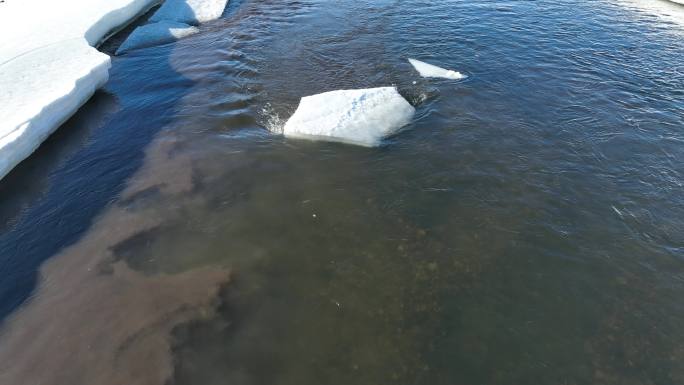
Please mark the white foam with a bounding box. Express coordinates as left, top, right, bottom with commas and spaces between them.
283, 87, 415, 147
149, 0, 229, 25
408, 58, 466, 80
117, 21, 199, 54
0, 0, 160, 180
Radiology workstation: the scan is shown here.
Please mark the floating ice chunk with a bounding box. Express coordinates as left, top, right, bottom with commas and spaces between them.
408, 58, 466, 80
149, 0, 229, 25
116, 21, 199, 54
283, 87, 415, 147
0, 40, 110, 180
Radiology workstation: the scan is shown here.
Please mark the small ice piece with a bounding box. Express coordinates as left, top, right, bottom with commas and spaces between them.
408, 58, 466, 80
149, 0, 229, 25
116, 21, 199, 54
283, 87, 415, 147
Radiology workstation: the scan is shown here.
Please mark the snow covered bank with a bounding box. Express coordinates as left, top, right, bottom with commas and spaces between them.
0, 0, 160, 180
0, 0, 160, 63
617, 0, 684, 27
116, 21, 199, 54
283, 88, 415, 147
408, 59, 465, 80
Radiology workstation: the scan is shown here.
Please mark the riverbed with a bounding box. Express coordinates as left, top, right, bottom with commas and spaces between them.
1, 0, 683, 384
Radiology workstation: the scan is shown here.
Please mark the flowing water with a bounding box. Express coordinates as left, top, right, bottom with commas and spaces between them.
1, 0, 684, 384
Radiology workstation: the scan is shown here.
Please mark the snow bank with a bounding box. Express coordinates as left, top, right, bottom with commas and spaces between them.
0, 0, 160, 62
408, 58, 466, 80
283, 87, 415, 147
618, 0, 684, 26
150, 0, 229, 25
117, 21, 199, 54
0, 41, 111, 180
0, 0, 159, 180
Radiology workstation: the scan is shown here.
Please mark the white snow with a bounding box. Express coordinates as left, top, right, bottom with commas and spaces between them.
283, 87, 415, 147
408, 58, 466, 80
0, 0, 159, 180
117, 21, 199, 54
0, 0, 160, 62
150, 0, 229, 25
0, 41, 111, 180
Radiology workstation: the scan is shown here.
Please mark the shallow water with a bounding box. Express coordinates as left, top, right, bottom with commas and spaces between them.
1, 0, 684, 384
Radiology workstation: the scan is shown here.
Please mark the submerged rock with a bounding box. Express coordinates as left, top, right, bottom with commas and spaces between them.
116, 21, 199, 54
149, 0, 229, 25
408, 58, 466, 80
283, 87, 415, 147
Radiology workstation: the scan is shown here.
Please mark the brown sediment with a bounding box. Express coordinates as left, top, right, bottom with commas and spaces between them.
0, 130, 229, 385
122, 133, 198, 199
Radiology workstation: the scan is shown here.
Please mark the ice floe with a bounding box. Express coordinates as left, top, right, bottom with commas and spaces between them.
408, 58, 466, 80
150, 0, 229, 25
116, 21, 199, 54
0, 0, 160, 180
283, 87, 415, 147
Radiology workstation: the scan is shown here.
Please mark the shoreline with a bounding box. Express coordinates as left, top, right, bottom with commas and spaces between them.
0, 0, 162, 181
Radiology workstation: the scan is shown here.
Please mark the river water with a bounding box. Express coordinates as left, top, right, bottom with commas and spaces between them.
1, 0, 683, 384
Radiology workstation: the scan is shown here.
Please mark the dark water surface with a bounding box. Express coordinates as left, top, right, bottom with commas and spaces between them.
1, 0, 684, 384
